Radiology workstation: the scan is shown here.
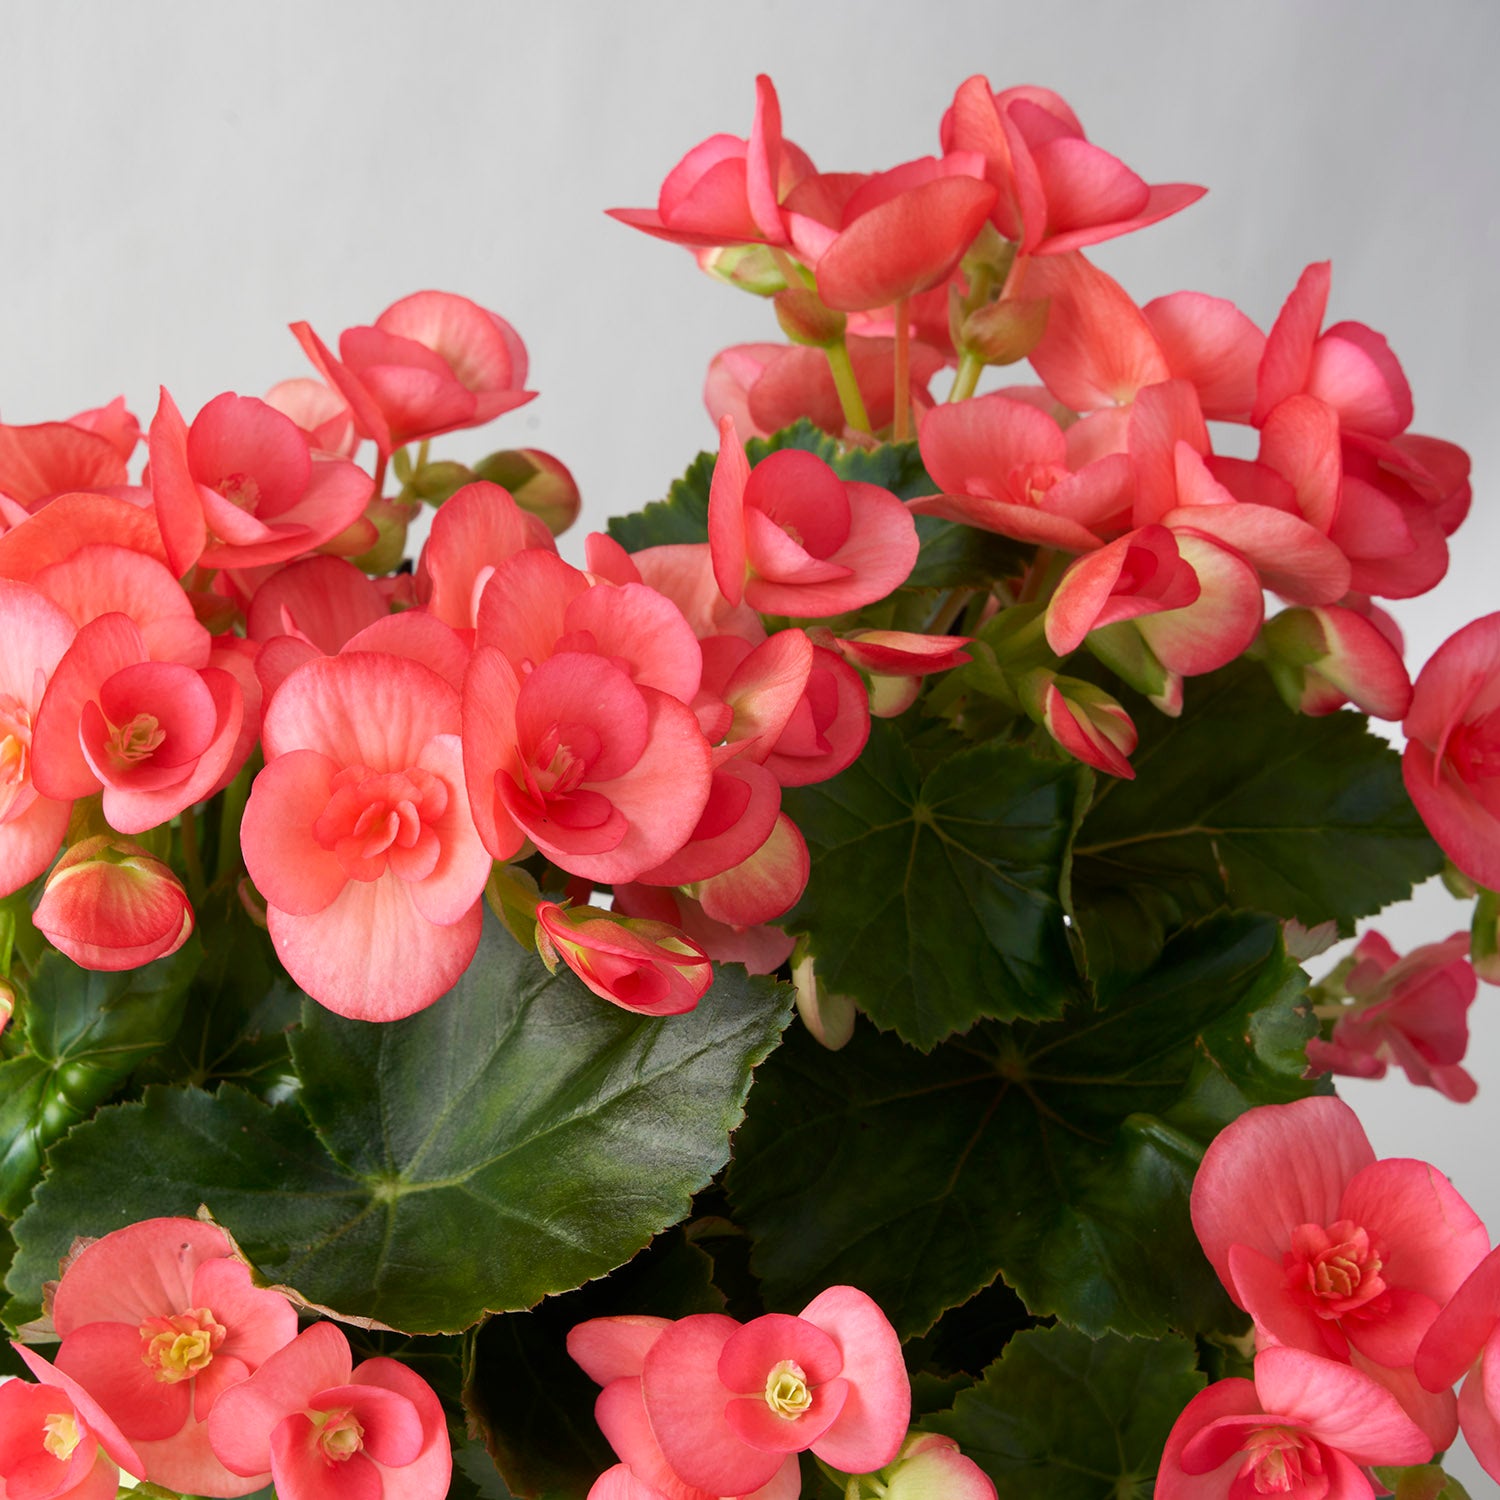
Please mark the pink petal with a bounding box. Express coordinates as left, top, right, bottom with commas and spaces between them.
270, 1413, 382, 1500
724, 1379, 847, 1452
349, 1356, 451, 1500
1258, 395, 1342, 533
1190, 1097, 1376, 1302
1143, 292, 1266, 421
641, 1314, 782, 1496
1253, 262, 1331, 427
709, 416, 752, 607
1227, 1243, 1348, 1362
55, 1320, 191, 1442
718, 1315, 842, 1393
242, 750, 347, 915
12, 1344, 143, 1477
1415, 1245, 1500, 1393
799, 1285, 910, 1474
568, 1317, 673, 1387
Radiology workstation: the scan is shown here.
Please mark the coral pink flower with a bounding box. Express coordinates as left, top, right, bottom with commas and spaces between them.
1259, 604, 1412, 721
570, 1287, 908, 1499
1156, 1348, 1431, 1498
51, 1217, 298, 1497
242, 650, 492, 1020
0, 419, 129, 513
292, 290, 535, 458
1402, 612, 1500, 891
147, 389, 374, 578
608, 75, 811, 250
709, 418, 918, 618
34, 836, 194, 972
1414, 1246, 1500, 1483
0, 580, 77, 898
782, 157, 996, 313
1190, 1096, 1487, 1447
941, 81, 1205, 257
0, 1375, 133, 1500
1306, 931, 1478, 1101
207, 1322, 450, 1500
535, 900, 712, 1016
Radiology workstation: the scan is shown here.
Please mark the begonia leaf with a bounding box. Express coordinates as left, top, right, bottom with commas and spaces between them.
1070, 661, 1442, 994
0, 938, 199, 1217
728, 914, 1314, 1338
922, 1326, 1205, 1497
5, 915, 790, 1334
466, 1229, 723, 1499
782, 718, 1085, 1048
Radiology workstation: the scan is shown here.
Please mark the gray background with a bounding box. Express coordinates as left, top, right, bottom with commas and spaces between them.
4, 1, 1497, 1482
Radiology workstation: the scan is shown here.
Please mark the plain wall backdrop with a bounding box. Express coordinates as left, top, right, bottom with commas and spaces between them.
4, 0, 1497, 1481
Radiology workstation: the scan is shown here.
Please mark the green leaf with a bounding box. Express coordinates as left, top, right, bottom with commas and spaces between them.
923, 1326, 1206, 1498
0, 940, 200, 1216
135, 891, 300, 1100
904, 515, 1028, 591
783, 719, 1084, 1048
1071, 661, 1442, 991
466, 1229, 724, 1499
7, 916, 790, 1334
728, 915, 1314, 1338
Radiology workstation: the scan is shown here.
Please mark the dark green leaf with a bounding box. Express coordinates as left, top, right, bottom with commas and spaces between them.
0, 941, 200, 1216
923, 1326, 1205, 1498
453, 1434, 517, 1499
1071, 662, 1442, 991
8, 916, 790, 1334
135, 890, 300, 1100
905, 515, 1028, 591
729, 915, 1314, 1337
783, 719, 1084, 1048
466, 1229, 723, 1499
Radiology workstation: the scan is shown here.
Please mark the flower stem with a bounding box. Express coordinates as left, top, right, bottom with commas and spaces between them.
824, 337, 872, 435
947, 350, 985, 403
179, 806, 206, 908
892, 296, 912, 442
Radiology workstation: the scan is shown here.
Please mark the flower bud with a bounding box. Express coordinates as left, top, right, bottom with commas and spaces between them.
696, 243, 789, 296
407, 458, 476, 507
845, 1431, 997, 1500
534, 901, 711, 1017
352, 492, 422, 575
1017, 670, 1137, 780
34, 836, 194, 972
1259, 605, 1411, 720
472, 449, 582, 537
791, 945, 855, 1050
774, 287, 847, 348
958, 295, 1050, 365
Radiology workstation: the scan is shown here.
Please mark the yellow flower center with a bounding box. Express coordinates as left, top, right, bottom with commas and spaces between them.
311, 1407, 365, 1462
42, 1412, 81, 1462
763, 1359, 812, 1418
139, 1306, 226, 1382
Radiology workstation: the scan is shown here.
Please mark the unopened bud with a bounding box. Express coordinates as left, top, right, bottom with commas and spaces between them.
472, 449, 583, 537
791, 946, 856, 1050
535, 901, 711, 1017
696, 243, 788, 296
35, 837, 194, 972
959, 296, 1050, 365
774, 287, 847, 348
1018, 669, 1138, 780
352, 493, 421, 576
408, 459, 476, 507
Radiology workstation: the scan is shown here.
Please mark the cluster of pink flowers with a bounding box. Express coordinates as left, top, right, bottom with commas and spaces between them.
1156, 1097, 1500, 1492
614, 74, 1469, 780
568, 1287, 994, 1500
0, 283, 951, 1021
0, 1216, 449, 1499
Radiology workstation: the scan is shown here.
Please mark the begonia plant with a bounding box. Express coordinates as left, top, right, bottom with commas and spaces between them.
0, 70, 1492, 1500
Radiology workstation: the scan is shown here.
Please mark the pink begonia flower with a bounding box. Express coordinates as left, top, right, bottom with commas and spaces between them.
243, 650, 492, 1020
245, 553, 388, 651
0, 420, 129, 512
51, 1216, 298, 1497
759, 646, 870, 788
1414, 1246, 1500, 1483
30, 613, 246, 836
463, 648, 712, 884
1156, 1347, 1431, 1498
705, 337, 945, 442
1190, 1096, 1487, 1447
147, 389, 374, 578
414, 479, 557, 633
66, 396, 141, 462
263, 375, 358, 458
292, 290, 535, 459
612, 883, 796, 975
207, 1321, 450, 1500
0, 580, 77, 898
571, 1287, 907, 1499
34, 836, 194, 972
1402, 612, 1500, 891
0, 1376, 131, 1500
783, 157, 997, 313
0, 493, 168, 586
608, 75, 812, 250
535, 900, 712, 1016
696, 630, 815, 765
709, 419, 919, 619
634, 759, 784, 887
941, 80, 1205, 258
1306, 931, 1478, 1101
910, 392, 1134, 552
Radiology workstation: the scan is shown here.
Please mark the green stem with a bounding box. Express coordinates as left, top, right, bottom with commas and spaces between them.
179, 807, 206, 907
891, 295, 911, 442
927, 587, 973, 636
947, 350, 985, 403
824, 337, 872, 435
371, 449, 388, 502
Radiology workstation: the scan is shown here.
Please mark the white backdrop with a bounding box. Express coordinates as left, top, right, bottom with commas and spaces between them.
4, 0, 1498, 1482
